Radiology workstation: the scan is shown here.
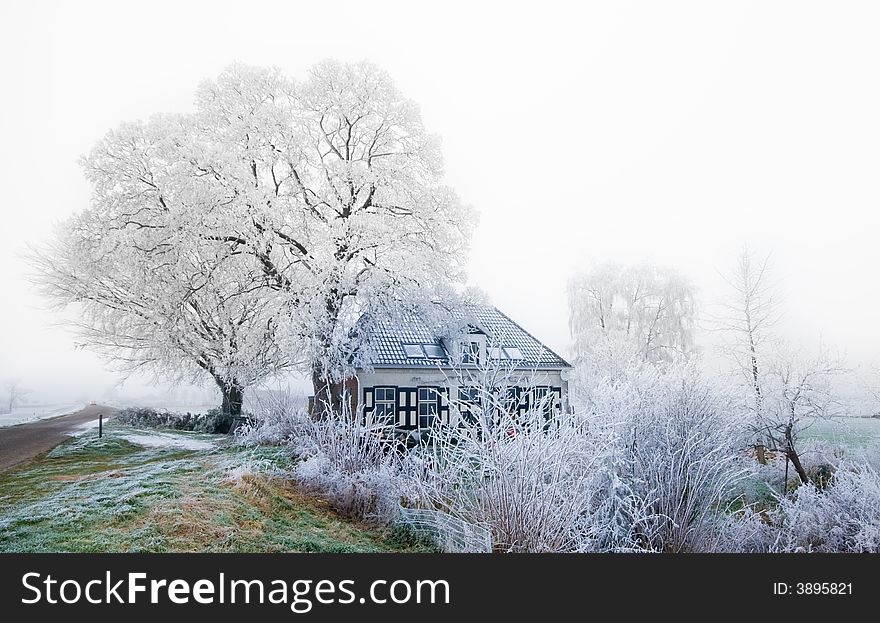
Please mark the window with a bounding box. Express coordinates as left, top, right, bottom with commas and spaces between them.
403, 344, 425, 358
418, 387, 439, 429
503, 386, 522, 414
461, 341, 480, 365
504, 347, 524, 360
532, 386, 552, 415
488, 347, 508, 360
458, 385, 481, 404
404, 343, 446, 359
422, 344, 446, 359
373, 386, 396, 422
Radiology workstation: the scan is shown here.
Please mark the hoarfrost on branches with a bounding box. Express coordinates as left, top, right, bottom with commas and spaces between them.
770, 463, 880, 553
567, 261, 697, 381
32, 61, 474, 416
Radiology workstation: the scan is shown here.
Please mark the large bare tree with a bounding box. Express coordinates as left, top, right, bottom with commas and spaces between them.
33, 61, 473, 417
32, 203, 292, 417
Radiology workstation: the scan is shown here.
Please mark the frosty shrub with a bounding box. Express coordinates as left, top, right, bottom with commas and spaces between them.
710, 507, 775, 553
410, 389, 655, 553
116, 407, 198, 430
236, 389, 412, 524
292, 414, 411, 524
585, 365, 754, 552
770, 463, 880, 553
236, 387, 309, 446
861, 439, 880, 472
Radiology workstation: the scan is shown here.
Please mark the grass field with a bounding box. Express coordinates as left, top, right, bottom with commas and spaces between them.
0, 423, 428, 553
799, 416, 880, 455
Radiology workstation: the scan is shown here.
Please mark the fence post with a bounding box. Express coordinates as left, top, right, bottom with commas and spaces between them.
99, 413, 103, 438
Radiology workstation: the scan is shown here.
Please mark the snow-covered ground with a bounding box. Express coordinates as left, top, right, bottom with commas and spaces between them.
71, 419, 101, 434
0, 403, 83, 428
119, 431, 217, 451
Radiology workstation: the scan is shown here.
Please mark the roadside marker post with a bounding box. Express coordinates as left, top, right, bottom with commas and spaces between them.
99, 413, 103, 438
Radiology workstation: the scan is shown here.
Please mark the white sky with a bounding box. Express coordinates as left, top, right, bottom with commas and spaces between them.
2, 0, 879, 404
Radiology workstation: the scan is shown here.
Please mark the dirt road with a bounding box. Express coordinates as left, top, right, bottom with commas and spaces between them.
0, 404, 117, 472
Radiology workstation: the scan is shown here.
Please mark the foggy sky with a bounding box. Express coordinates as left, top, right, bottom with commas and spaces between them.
2, 0, 879, 404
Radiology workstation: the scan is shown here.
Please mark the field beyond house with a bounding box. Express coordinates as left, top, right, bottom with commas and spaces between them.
799, 416, 880, 460
0, 422, 426, 553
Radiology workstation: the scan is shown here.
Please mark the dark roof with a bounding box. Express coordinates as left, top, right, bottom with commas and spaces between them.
359, 304, 571, 370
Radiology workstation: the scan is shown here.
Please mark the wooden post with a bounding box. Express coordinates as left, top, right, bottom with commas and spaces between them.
99, 413, 103, 438
756, 443, 766, 465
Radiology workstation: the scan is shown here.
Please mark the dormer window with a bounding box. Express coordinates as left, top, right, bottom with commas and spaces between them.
461, 340, 480, 365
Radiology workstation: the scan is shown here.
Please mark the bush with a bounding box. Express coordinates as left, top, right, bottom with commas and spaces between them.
253, 365, 756, 552
235, 388, 308, 446
770, 463, 880, 552
385, 523, 441, 552
116, 407, 201, 430
577, 365, 755, 552
410, 391, 655, 553
116, 406, 234, 434
292, 415, 410, 524
198, 407, 234, 434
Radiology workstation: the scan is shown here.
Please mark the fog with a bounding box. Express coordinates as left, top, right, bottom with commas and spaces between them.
2, 1, 879, 407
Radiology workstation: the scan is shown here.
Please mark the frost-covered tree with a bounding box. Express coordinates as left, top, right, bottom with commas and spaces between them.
3, 379, 29, 414
716, 246, 778, 411
33, 61, 473, 417
33, 205, 291, 418
716, 248, 847, 485
760, 342, 847, 485
567, 261, 697, 378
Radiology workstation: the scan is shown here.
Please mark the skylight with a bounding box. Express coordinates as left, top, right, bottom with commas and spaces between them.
422, 344, 446, 359
489, 347, 508, 360
403, 344, 426, 358
504, 347, 524, 360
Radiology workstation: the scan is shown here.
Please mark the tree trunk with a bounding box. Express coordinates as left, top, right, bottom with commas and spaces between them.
218, 381, 243, 417
784, 423, 809, 485
310, 291, 345, 419
786, 447, 809, 485
311, 367, 340, 420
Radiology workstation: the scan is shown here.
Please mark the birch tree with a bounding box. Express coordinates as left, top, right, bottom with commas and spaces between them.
761, 342, 846, 485
717, 246, 778, 412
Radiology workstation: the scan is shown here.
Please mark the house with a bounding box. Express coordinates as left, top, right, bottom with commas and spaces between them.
345, 304, 572, 432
